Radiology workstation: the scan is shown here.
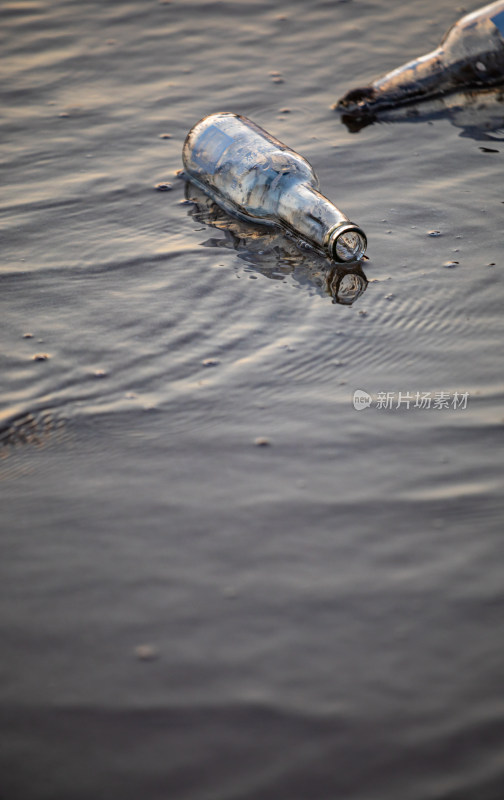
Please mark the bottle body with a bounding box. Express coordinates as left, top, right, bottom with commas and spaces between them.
183, 112, 366, 263
337, 0, 504, 116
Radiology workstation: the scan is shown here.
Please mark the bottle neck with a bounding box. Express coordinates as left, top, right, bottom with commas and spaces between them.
372, 47, 445, 105
277, 182, 348, 255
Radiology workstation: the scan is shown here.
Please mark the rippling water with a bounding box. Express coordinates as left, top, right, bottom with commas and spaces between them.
2, 1, 504, 798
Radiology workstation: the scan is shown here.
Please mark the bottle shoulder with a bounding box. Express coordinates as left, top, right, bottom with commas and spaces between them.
441, 1, 504, 60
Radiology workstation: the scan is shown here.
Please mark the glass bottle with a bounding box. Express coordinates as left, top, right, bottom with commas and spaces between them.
337, 0, 504, 116
182, 112, 367, 263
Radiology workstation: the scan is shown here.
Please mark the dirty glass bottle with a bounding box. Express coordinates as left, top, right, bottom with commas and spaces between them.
182, 112, 367, 263
337, 0, 504, 115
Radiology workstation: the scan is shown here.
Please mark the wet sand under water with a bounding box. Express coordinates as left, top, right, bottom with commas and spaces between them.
1, 1, 504, 798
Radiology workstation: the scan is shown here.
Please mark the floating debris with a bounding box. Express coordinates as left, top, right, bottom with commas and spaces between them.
134, 644, 159, 662
254, 437, 271, 447
337, 2, 504, 125
183, 112, 367, 263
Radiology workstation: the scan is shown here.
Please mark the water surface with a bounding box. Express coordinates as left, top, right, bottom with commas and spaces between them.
1, 1, 504, 798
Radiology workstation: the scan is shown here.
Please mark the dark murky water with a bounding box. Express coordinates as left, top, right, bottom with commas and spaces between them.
2, 1, 504, 798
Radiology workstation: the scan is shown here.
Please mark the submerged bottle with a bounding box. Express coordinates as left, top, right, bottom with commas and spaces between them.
182, 112, 367, 263
337, 0, 504, 117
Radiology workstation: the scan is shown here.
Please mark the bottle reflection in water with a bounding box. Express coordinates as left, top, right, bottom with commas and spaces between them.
326, 265, 368, 305
185, 182, 368, 306
337, 0, 504, 118
183, 112, 367, 263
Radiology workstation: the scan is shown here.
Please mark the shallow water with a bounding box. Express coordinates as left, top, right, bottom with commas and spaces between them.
1, 1, 504, 798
